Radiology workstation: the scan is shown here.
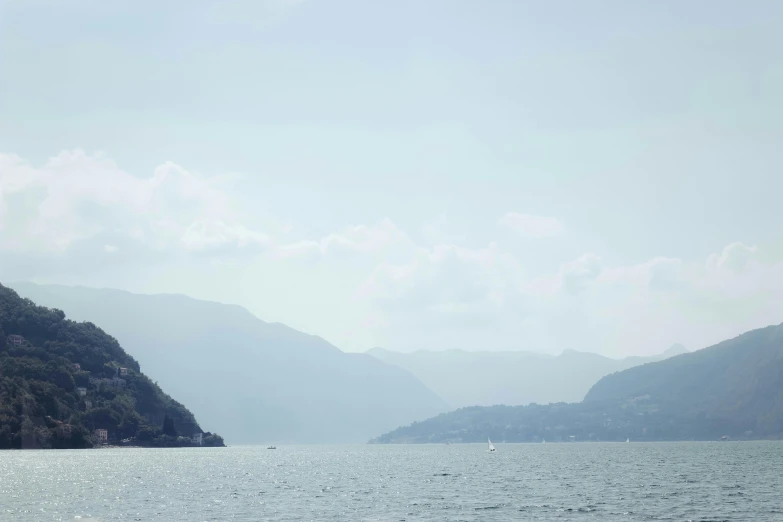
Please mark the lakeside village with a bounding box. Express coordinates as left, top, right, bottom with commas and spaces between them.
6, 334, 206, 448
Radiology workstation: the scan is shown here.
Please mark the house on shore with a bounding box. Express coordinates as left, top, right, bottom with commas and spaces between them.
94, 429, 108, 443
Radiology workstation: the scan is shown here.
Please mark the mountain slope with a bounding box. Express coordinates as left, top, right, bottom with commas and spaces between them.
584, 322, 783, 435
0, 283, 224, 449
372, 322, 783, 443
368, 344, 688, 409
10, 283, 448, 444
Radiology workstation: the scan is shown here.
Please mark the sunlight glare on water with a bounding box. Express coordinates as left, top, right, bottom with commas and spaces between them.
1, 442, 782, 521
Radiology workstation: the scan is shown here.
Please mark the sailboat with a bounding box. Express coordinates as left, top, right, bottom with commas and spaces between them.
487, 438, 496, 452
626, 438, 630, 443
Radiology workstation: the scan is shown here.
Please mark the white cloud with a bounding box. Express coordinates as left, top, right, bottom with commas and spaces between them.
498, 212, 564, 238
0, 150, 411, 270
275, 218, 413, 260
707, 241, 758, 273
179, 221, 270, 253
559, 253, 603, 294
0, 150, 267, 258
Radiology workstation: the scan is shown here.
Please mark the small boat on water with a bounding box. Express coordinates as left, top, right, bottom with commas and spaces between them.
487, 438, 496, 452
626, 438, 630, 443
267, 445, 277, 450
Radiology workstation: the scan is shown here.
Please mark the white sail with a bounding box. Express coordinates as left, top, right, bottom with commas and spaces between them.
488, 438, 495, 452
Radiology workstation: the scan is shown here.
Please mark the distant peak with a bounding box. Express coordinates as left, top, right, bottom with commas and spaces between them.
663, 343, 688, 356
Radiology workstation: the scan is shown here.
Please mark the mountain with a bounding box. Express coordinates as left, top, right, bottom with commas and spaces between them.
10, 283, 448, 444
0, 283, 224, 449
584, 322, 783, 435
367, 344, 688, 409
372, 322, 783, 443
662, 343, 689, 357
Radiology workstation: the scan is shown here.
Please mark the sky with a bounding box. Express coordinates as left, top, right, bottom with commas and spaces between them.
1, 0, 782, 356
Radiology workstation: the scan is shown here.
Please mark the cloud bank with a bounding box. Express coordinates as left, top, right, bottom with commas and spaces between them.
2, 150, 782, 356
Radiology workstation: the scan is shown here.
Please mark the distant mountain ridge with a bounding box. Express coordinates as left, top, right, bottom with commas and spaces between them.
10, 283, 448, 444
368, 343, 688, 409
371, 322, 783, 443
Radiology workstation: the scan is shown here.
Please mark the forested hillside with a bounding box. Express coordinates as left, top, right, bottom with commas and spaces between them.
584, 322, 783, 435
0, 283, 224, 449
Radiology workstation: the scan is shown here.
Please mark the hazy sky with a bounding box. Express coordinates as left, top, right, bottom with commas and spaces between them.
1, 0, 782, 356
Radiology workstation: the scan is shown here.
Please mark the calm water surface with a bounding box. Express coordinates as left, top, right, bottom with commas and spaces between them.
1, 442, 781, 521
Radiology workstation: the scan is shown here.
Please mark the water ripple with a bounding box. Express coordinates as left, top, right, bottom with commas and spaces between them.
0, 442, 781, 520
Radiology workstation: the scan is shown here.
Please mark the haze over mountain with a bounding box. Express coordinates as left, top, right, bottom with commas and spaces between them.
10, 282, 448, 444
372, 322, 783, 443
368, 344, 688, 409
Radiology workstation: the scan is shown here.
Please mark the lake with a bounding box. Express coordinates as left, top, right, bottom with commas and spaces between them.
1, 442, 781, 521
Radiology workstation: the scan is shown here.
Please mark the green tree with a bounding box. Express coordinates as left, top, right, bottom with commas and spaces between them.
203, 433, 226, 447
